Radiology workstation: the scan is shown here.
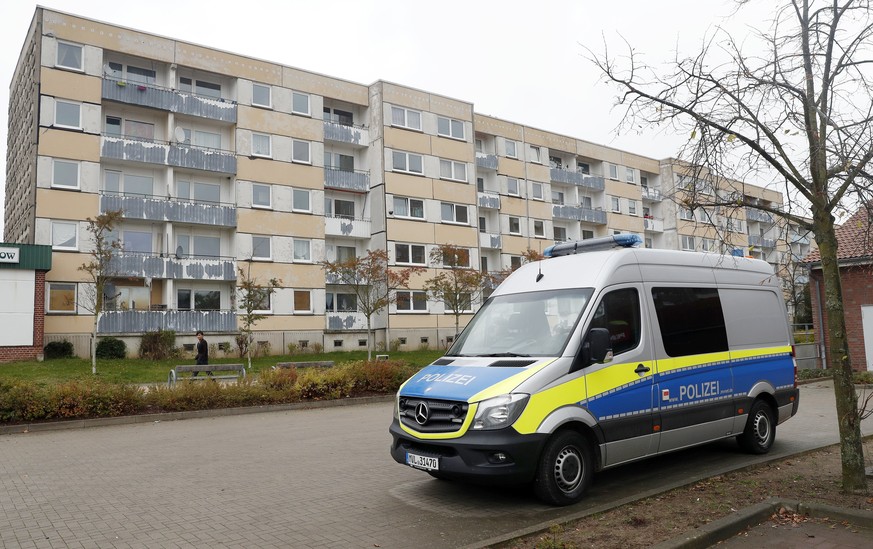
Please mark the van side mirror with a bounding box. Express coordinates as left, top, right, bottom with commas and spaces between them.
586, 327, 613, 364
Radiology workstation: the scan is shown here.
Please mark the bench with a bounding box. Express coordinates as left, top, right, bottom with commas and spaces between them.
168, 364, 246, 386
273, 361, 335, 370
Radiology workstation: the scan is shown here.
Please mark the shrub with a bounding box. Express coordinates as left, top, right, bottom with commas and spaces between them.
297, 368, 354, 400
310, 342, 324, 354
96, 337, 126, 359
44, 340, 74, 359
139, 330, 177, 360
235, 333, 250, 358
258, 367, 299, 392
343, 360, 419, 393
287, 342, 299, 355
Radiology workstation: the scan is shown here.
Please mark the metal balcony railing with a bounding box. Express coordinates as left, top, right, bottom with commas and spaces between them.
552, 205, 607, 224
324, 167, 370, 192
102, 78, 237, 123
325, 215, 371, 239
101, 134, 237, 174
477, 191, 500, 209
475, 153, 498, 170
479, 232, 502, 249
98, 309, 237, 334
641, 186, 662, 201
323, 120, 370, 147
107, 252, 237, 280
100, 193, 237, 227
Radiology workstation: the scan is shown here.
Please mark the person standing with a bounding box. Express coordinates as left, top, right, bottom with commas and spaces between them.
192, 330, 211, 377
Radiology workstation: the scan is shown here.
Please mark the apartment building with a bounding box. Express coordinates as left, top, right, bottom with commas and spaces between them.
3, 8, 805, 357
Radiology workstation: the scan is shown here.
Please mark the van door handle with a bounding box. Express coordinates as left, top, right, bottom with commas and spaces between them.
634, 364, 650, 374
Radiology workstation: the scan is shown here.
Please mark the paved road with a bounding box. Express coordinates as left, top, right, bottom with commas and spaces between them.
0, 380, 870, 549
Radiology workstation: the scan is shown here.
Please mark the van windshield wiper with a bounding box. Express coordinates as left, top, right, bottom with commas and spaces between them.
476, 352, 531, 357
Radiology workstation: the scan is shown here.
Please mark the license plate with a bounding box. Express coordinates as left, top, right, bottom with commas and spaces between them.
406, 452, 439, 471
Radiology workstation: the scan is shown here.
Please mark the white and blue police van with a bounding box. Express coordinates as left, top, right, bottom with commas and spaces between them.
389, 235, 799, 505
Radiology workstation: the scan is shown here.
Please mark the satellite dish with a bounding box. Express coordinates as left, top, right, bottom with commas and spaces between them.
174, 126, 186, 143
175, 246, 184, 259
103, 63, 112, 76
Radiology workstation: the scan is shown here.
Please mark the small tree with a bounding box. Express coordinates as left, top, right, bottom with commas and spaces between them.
423, 244, 492, 337
237, 261, 280, 369
321, 249, 424, 359
78, 210, 123, 375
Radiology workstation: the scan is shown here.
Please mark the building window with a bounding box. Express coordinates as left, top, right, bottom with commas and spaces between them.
293, 240, 312, 262
439, 247, 470, 268
611, 196, 621, 213
326, 292, 358, 312
609, 164, 619, 180
391, 106, 422, 130
176, 180, 218, 204
250, 288, 272, 313
625, 167, 635, 183
252, 236, 271, 260
292, 92, 311, 115
292, 189, 311, 212
479, 216, 486, 233
396, 291, 427, 312
324, 107, 354, 126
252, 133, 271, 157
180, 77, 221, 99
181, 128, 219, 149
681, 235, 695, 250
325, 152, 355, 171
506, 177, 520, 196
680, 207, 695, 220
51, 221, 78, 250
252, 83, 271, 108
293, 290, 312, 313
437, 116, 465, 139
52, 159, 80, 189
336, 245, 356, 261
510, 256, 523, 270
326, 197, 355, 219
47, 283, 77, 313
55, 100, 81, 129
628, 200, 637, 216
534, 220, 545, 237
529, 146, 541, 163
505, 140, 518, 158
578, 162, 590, 175
292, 140, 311, 164
701, 238, 715, 252
393, 196, 424, 219
551, 190, 565, 205
56, 42, 83, 71
252, 183, 271, 208
440, 202, 468, 224
554, 226, 567, 241
392, 151, 423, 174
475, 138, 483, 152
508, 216, 521, 235
531, 182, 544, 201
395, 243, 426, 265
582, 230, 594, 240
439, 159, 467, 182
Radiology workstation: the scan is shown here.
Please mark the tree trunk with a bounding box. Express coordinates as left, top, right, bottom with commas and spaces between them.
813, 210, 867, 494
366, 316, 372, 361
91, 314, 98, 375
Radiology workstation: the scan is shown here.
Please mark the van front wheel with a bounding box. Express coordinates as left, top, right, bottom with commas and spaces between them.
533, 431, 593, 506
738, 400, 775, 454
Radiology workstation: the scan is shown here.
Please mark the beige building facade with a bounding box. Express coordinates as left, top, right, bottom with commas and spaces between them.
4, 8, 807, 357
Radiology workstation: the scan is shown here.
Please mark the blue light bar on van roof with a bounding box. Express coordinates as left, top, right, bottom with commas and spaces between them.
543, 234, 643, 257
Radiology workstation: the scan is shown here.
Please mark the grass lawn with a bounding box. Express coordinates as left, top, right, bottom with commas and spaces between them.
0, 349, 445, 385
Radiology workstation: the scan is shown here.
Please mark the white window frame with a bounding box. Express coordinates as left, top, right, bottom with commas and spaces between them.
609, 164, 619, 180
439, 159, 467, 182
680, 207, 695, 220
250, 287, 273, 314
529, 146, 541, 164
625, 167, 635, 183
533, 220, 545, 238
52, 159, 80, 190
395, 243, 426, 266
437, 116, 465, 140
292, 140, 311, 164
51, 220, 78, 250
54, 99, 81, 130
293, 290, 312, 314
292, 91, 311, 116
47, 282, 77, 314
252, 133, 272, 158
293, 239, 312, 263
252, 83, 272, 108
610, 196, 621, 213
505, 140, 518, 158
508, 216, 521, 235
56, 41, 83, 71
251, 235, 272, 261
391, 106, 422, 130
251, 183, 271, 209
440, 202, 469, 225
531, 182, 544, 201
681, 235, 696, 250
628, 200, 638, 216
393, 196, 425, 220
392, 151, 424, 175
292, 188, 311, 212
506, 177, 520, 196
396, 290, 428, 312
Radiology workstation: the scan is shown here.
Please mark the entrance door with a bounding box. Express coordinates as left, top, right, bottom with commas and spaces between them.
862, 306, 873, 371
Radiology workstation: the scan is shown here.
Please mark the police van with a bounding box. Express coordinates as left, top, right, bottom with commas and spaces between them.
389, 235, 799, 505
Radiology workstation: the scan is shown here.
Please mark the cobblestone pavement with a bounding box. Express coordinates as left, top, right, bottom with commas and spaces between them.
0, 381, 870, 548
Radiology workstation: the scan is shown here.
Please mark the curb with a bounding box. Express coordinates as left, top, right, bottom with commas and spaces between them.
651, 498, 873, 549
0, 394, 394, 436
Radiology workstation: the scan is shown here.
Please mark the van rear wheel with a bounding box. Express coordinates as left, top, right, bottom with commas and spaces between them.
533, 431, 593, 506
738, 400, 775, 454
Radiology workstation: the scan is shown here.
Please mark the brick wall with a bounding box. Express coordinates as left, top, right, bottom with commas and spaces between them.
809, 264, 873, 371
0, 271, 46, 362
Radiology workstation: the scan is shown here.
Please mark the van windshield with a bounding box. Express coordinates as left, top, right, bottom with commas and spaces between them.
447, 288, 594, 357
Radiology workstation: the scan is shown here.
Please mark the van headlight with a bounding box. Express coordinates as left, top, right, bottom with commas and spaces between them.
471, 394, 529, 430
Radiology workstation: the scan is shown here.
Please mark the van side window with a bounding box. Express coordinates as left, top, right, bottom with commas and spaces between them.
651, 287, 728, 357
590, 288, 641, 355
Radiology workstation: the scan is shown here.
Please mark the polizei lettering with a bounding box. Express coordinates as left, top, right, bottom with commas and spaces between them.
679, 381, 719, 400
418, 372, 476, 386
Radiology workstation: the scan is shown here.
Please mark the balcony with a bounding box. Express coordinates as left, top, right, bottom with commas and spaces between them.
641, 186, 662, 201
100, 193, 236, 228
643, 216, 664, 232
101, 135, 237, 175
107, 252, 236, 281
98, 309, 237, 334
326, 312, 368, 331
323, 121, 370, 147
790, 232, 811, 245
102, 78, 237, 123
324, 167, 370, 192
325, 215, 371, 239
478, 191, 500, 209
475, 153, 498, 170
746, 208, 773, 223
748, 235, 777, 248
549, 168, 606, 191
479, 232, 502, 249
552, 205, 607, 224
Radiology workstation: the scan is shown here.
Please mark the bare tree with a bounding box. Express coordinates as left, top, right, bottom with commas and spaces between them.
423, 244, 493, 338
236, 261, 281, 369
589, 0, 872, 492
320, 249, 424, 359
78, 210, 123, 375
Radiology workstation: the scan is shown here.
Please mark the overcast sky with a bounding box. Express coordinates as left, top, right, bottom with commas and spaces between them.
1, 0, 775, 239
